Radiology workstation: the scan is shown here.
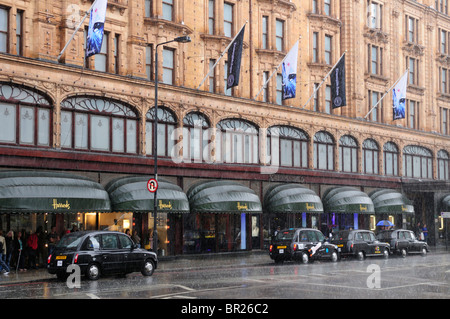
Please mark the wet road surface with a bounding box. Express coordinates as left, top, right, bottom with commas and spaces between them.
1, 252, 450, 299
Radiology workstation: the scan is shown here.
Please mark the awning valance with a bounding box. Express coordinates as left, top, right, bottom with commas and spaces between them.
187, 180, 262, 214
264, 184, 323, 214
322, 186, 375, 214
0, 171, 110, 213
106, 176, 189, 213
369, 189, 414, 215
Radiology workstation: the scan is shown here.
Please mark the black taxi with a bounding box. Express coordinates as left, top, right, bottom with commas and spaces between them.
377, 229, 429, 257
331, 229, 390, 260
47, 231, 157, 280
269, 228, 339, 264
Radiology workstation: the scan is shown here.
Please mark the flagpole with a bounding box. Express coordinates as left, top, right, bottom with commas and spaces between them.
254, 39, 299, 101
363, 69, 409, 120
302, 51, 346, 109
57, 0, 99, 62
196, 21, 248, 91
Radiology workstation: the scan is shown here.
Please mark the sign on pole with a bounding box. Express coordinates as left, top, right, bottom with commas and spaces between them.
441, 212, 450, 218
147, 178, 158, 193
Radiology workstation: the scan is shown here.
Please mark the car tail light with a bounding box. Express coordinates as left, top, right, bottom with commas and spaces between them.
74, 254, 79, 264
269, 245, 273, 252
47, 254, 52, 264
293, 244, 297, 251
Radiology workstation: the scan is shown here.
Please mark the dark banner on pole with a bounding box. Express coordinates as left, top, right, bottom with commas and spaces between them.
226, 26, 245, 90
331, 55, 346, 109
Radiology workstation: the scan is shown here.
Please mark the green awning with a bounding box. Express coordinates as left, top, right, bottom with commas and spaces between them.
187, 180, 262, 214
322, 186, 375, 214
369, 189, 414, 215
264, 184, 323, 213
442, 194, 450, 212
0, 171, 110, 213
106, 176, 189, 213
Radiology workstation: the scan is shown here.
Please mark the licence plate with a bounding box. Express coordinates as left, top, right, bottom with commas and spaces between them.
277, 246, 287, 249
337, 244, 343, 248
55, 255, 67, 260
279, 249, 284, 254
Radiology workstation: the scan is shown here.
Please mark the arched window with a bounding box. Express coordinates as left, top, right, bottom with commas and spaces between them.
216, 119, 259, 164
267, 126, 308, 168
339, 135, 358, 173
183, 112, 211, 162
438, 150, 449, 181
383, 142, 399, 176
0, 83, 52, 147
313, 131, 334, 170
146, 106, 177, 157
61, 96, 138, 154
403, 145, 433, 179
362, 139, 379, 174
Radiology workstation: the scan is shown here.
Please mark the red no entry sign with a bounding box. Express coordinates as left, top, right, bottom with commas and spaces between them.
147, 178, 158, 193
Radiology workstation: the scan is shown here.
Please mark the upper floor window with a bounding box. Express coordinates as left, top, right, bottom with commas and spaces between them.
183, 112, 211, 162
0, 83, 52, 147
438, 150, 449, 180
146, 106, 177, 157
276, 19, 284, 51
216, 119, 259, 164
224, 2, 233, 37
0, 6, 9, 53
407, 100, 419, 129
267, 126, 309, 168
407, 56, 419, 86
403, 145, 433, 179
16, 10, 23, 56
384, 142, 399, 176
325, 35, 332, 64
162, 48, 175, 85
209, 0, 215, 35
262, 16, 268, 49
313, 131, 334, 170
436, 0, 449, 15
61, 96, 138, 154
441, 107, 449, 135
406, 16, 419, 43
324, 0, 331, 16
162, 0, 174, 21
367, 1, 383, 29
362, 139, 379, 174
440, 29, 450, 54
145, 0, 153, 17
339, 135, 358, 173
369, 44, 383, 76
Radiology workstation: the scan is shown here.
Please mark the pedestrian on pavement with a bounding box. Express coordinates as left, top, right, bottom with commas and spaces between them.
422, 224, 428, 243
15, 231, 26, 272
0, 230, 10, 275
47, 226, 59, 257
5, 230, 14, 268
26, 230, 39, 270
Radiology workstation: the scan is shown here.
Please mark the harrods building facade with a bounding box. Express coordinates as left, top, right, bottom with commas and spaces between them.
0, 0, 449, 256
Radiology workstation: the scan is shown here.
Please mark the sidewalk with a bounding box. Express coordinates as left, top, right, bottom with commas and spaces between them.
0, 250, 270, 285
1, 246, 447, 285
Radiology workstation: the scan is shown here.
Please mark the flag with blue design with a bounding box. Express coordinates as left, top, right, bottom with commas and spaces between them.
282, 41, 299, 100
86, 0, 108, 58
393, 70, 408, 120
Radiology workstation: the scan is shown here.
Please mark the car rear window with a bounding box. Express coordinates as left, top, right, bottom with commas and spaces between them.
56, 232, 85, 250
275, 229, 296, 241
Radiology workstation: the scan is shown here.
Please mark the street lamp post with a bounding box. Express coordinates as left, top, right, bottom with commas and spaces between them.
153, 35, 191, 254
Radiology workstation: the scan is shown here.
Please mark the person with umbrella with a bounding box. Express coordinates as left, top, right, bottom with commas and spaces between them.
377, 220, 394, 231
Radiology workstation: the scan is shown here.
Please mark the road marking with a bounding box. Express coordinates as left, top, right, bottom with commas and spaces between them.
86, 293, 100, 299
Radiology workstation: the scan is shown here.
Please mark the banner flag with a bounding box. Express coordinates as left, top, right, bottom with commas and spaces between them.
226, 25, 245, 89
282, 40, 299, 100
393, 70, 408, 120
331, 55, 346, 108
86, 0, 108, 58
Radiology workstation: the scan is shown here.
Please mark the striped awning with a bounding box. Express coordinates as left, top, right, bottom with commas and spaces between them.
322, 186, 375, 214
369, 189, 414, 215
264, 184, 323, 214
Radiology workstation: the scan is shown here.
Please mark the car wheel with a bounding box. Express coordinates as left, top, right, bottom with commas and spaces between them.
356, 251, 365, 261
301, 252, 309, 264
400, 248, 407, 258
421, 247, 427, 257
383, 248, 389, 259
141, 259, 155, 276
86, 263, 101, 281
331, 251, 338, 262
